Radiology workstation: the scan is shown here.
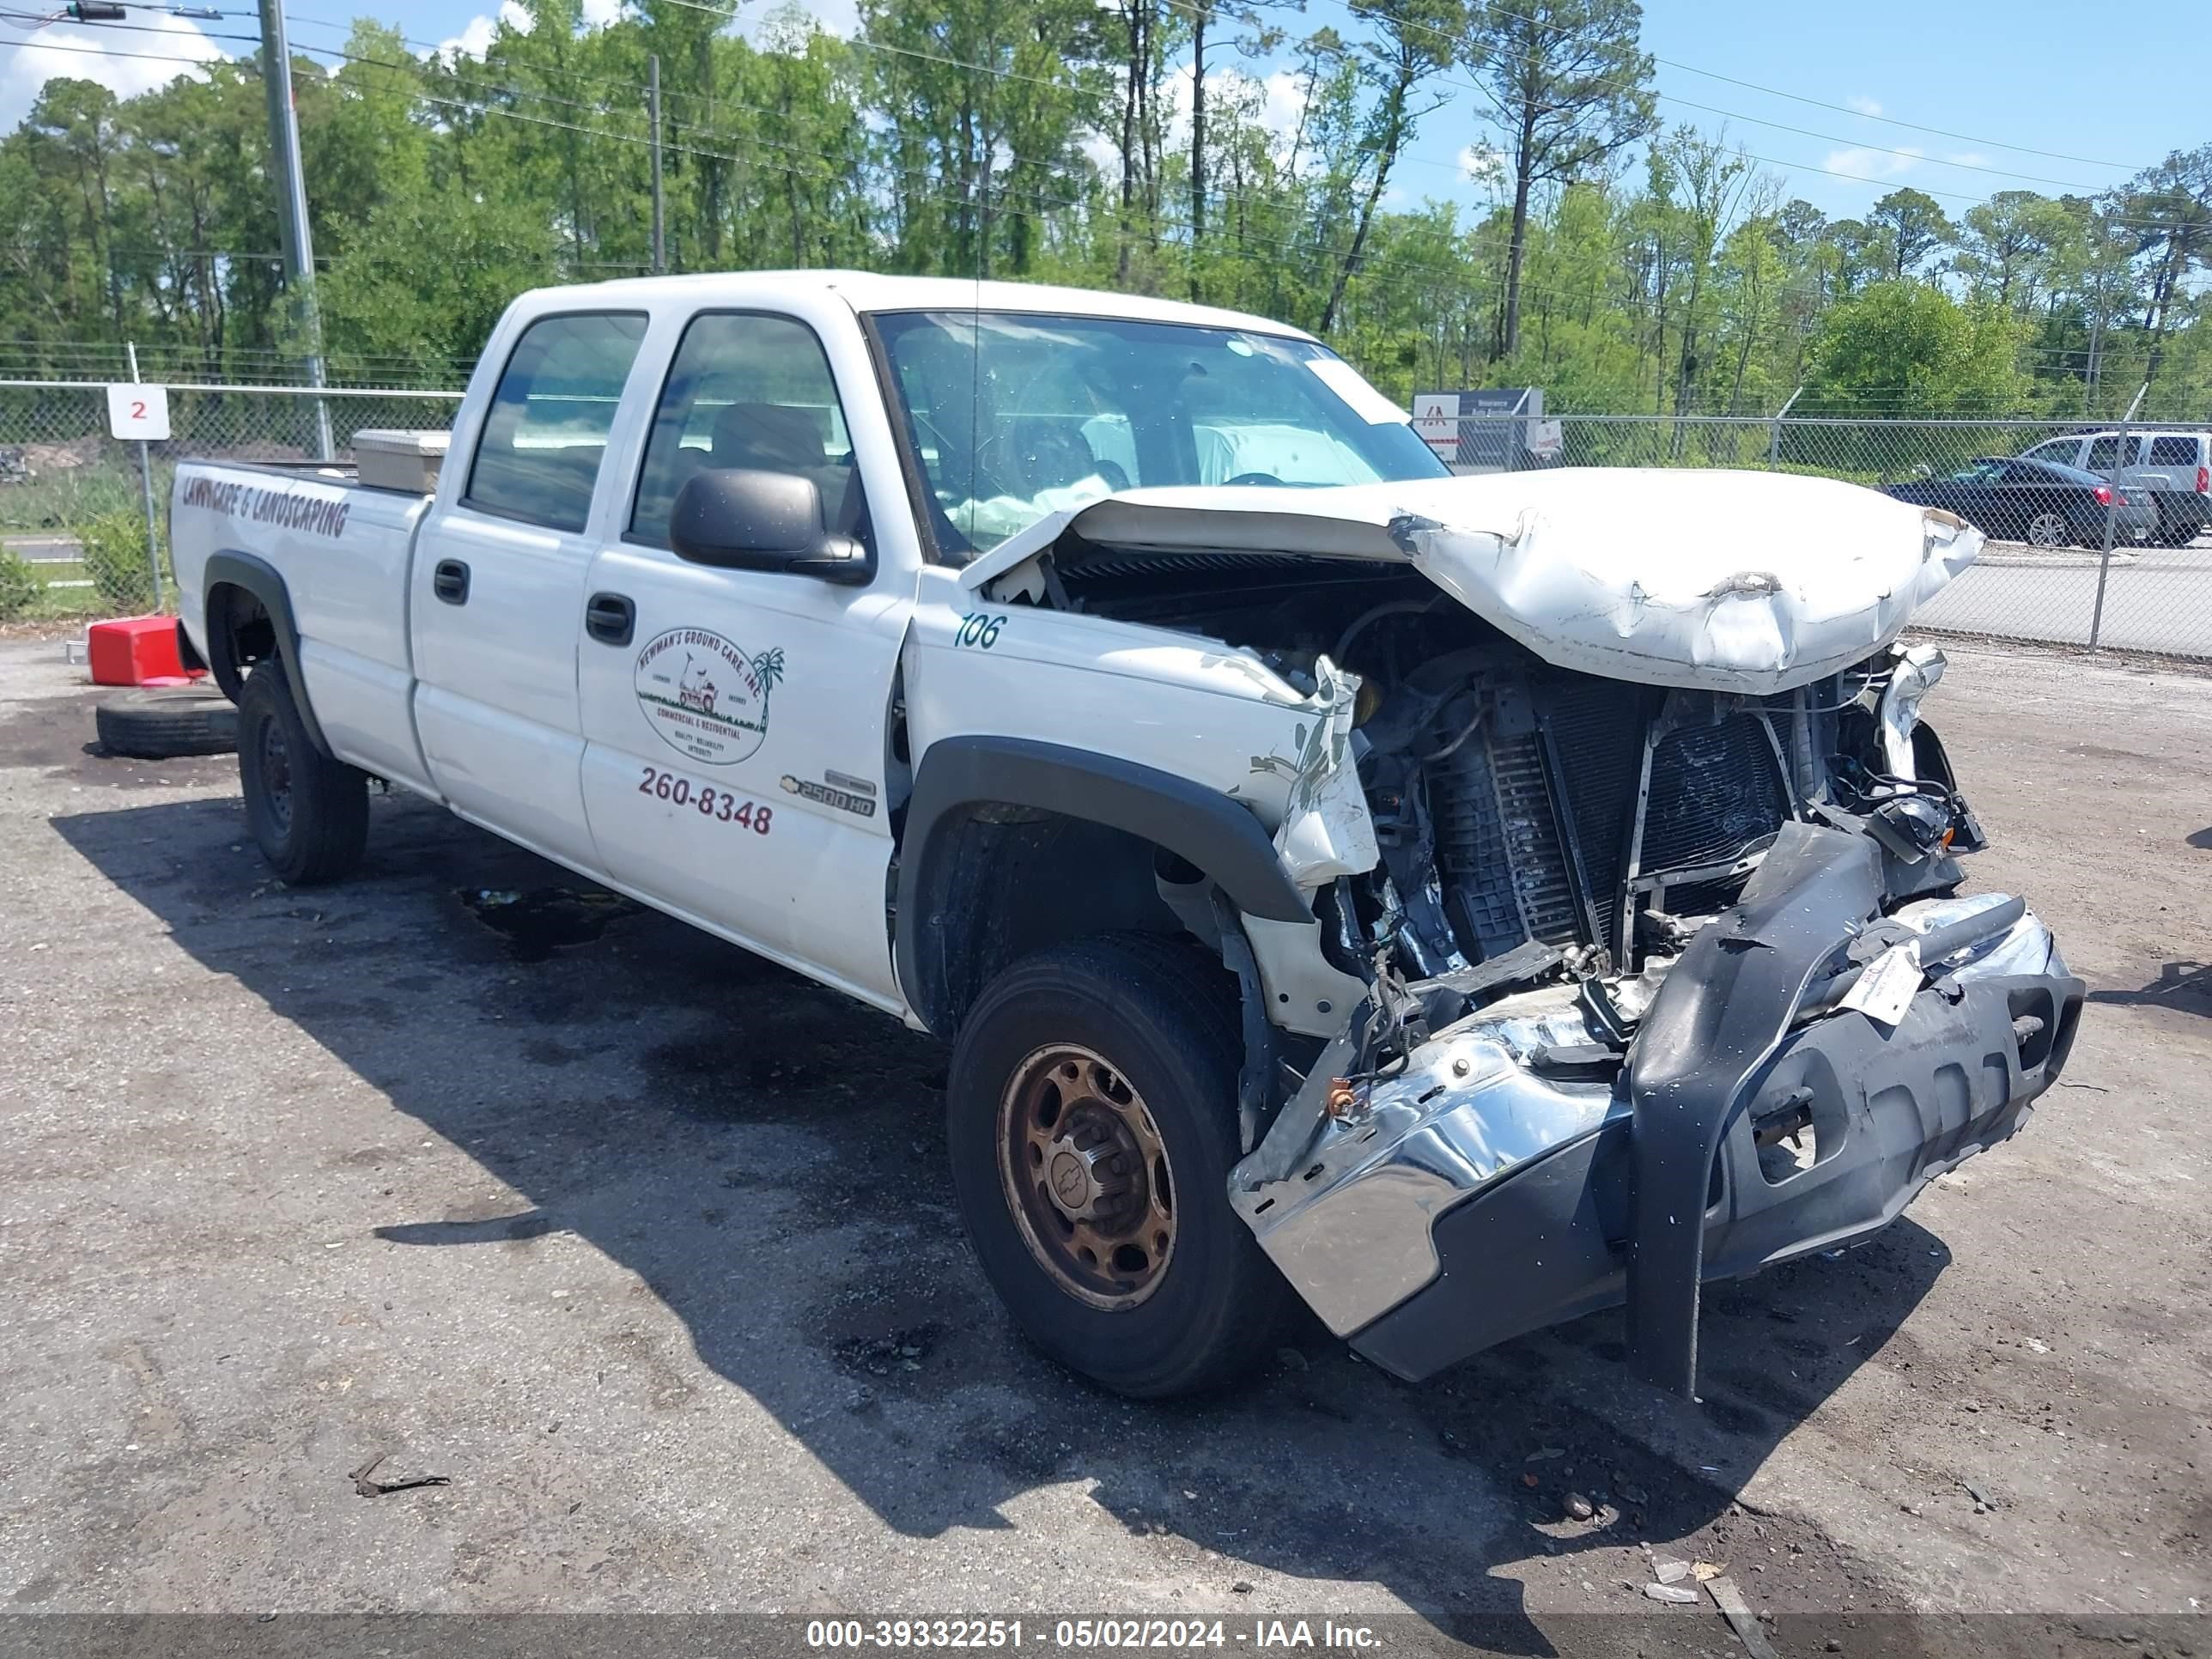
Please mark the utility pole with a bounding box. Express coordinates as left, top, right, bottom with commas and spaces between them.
255, 0, 332, 459
648, 54, 665, 275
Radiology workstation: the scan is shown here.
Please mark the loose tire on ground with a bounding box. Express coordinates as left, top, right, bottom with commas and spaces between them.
946, 934, 1291, 1398
94, 684, 237, 759
238, 662, 368, 885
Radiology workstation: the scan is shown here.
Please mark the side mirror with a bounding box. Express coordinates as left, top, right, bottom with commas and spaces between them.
669, 467, 870, 585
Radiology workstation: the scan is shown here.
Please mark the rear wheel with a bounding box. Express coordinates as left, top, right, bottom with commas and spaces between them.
2026, 510, 2068, 548
238, 662, 368, 884
946, 935, 1290, 1397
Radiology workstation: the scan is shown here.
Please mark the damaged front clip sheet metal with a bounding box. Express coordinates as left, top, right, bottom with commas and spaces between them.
1216, 628, 2079, 1397
974, 466, 2080, 1395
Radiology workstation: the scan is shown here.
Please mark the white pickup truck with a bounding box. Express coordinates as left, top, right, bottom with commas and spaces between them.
171, 271, 2083, 1400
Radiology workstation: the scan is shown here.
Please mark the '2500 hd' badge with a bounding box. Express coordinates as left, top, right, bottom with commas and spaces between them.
634, 629, 784, 766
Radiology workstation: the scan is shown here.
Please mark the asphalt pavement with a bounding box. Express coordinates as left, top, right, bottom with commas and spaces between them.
0, 636, 2204, 1646
1918, 533, 2212, 658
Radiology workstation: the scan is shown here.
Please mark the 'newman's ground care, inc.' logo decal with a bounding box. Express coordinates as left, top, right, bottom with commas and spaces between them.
634, 629, 784, 766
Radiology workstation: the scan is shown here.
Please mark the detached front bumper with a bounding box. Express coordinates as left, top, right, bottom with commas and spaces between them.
1231, 823, 2083, 1393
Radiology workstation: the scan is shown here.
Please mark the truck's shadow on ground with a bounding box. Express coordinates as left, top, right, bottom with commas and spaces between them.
57, 782, 1946, 1644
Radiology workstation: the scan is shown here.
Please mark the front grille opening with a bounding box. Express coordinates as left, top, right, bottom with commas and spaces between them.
1640, 714, 1790, 877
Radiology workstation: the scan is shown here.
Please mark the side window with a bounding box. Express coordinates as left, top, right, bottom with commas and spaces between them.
2148, 435, 2199, 467
464, 313, 647, 533
2086, 436, 2123, 471
629, 312, 859, 550
2024, 439, 2076, 465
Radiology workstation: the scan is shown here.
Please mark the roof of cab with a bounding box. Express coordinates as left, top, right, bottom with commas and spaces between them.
524, 269, 1321, 343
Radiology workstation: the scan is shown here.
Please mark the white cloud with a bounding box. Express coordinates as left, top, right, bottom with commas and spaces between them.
1821, 143, 1992, 191
1160, 61, 1307, 157
1458, 142, 1507, 189
1822, 143, 1924, 183
1846, 94, 1883, 117
747, 0, 858, 42
0, 13, 226, 130
433, 0, 532, 60
427, 0, 858, 58
1079, 125, 1120, 179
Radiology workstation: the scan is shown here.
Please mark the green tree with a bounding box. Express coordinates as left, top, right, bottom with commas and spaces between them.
1805, 280, 2029, 417
1869, 186, 1954, 280
1956, 190, 2077, 311
1317, 0, 1464, 333
2120, 145, 2212, 387
1458, 0, 1656, 360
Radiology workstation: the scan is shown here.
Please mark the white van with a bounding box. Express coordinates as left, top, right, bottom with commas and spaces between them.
2018, 430, 2211, 545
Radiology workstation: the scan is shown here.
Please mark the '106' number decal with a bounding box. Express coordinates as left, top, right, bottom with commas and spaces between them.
639, 766, 773, 834
954, 611, 1006, 649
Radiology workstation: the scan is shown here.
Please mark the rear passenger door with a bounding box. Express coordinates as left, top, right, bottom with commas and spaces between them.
410, 311, 648, 874
575, 308, 911, 1009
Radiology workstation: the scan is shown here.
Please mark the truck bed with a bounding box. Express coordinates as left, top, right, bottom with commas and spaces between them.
172, 456, 439, 793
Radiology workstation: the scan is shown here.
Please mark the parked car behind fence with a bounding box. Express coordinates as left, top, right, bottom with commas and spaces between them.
1880, 455, 2154, 550
2017, 430, 2211, 547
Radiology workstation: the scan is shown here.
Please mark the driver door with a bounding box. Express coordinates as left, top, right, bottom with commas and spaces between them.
575, 308, 909, 1008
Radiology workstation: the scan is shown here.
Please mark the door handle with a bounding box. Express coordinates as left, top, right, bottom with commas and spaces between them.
585, 592, 635, 647
432, 559, 470, 605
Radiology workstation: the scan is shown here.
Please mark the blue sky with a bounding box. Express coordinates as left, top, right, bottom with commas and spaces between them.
3, 0, 2198, 228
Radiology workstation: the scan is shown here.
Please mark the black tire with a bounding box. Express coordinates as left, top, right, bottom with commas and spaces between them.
94, 684, 237, 759
946, 935, 1291, 1398
237, 662, 368, 885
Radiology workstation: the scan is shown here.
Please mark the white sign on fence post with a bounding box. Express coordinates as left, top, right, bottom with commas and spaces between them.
105, 382, 170, 442
1413, 392, 1460, 461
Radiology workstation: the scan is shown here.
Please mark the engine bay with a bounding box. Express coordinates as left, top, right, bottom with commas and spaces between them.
1065, 554, 1987, 1084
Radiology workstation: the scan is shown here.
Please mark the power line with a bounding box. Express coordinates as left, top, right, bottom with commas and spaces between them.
1289, 0, 2150, 175
1269, 0, 2126, 205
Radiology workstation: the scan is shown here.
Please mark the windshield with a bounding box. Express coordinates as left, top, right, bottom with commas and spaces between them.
872, 310, 1449, 562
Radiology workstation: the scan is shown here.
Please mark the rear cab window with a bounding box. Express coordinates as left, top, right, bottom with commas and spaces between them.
464, 312, 648, 532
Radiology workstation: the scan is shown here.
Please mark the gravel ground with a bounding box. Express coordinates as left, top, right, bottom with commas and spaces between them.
0, 636, 2204, 1646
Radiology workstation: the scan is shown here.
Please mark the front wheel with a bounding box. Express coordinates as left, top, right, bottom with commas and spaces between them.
945, 936, 1291, 1397
238, 662, 368, 884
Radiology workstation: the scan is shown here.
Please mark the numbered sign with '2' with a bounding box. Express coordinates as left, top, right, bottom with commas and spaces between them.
105, 383, 170, 442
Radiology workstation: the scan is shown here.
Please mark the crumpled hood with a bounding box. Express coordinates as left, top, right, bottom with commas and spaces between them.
962, 468, 1982, 694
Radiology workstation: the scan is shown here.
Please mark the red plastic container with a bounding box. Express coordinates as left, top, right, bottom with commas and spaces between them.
88, 616, 200, 688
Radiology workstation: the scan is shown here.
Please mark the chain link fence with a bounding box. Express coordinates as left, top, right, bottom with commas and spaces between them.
3, 379, 2207, 659
0, 380, 462, 621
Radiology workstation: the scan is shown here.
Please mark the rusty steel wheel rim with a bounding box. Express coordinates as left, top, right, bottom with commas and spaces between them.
997, 1043, 1176, 1310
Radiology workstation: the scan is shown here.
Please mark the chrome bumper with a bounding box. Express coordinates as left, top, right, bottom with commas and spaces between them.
1229, 1024, 1618, 1339
1231, 848, 2081, 1389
